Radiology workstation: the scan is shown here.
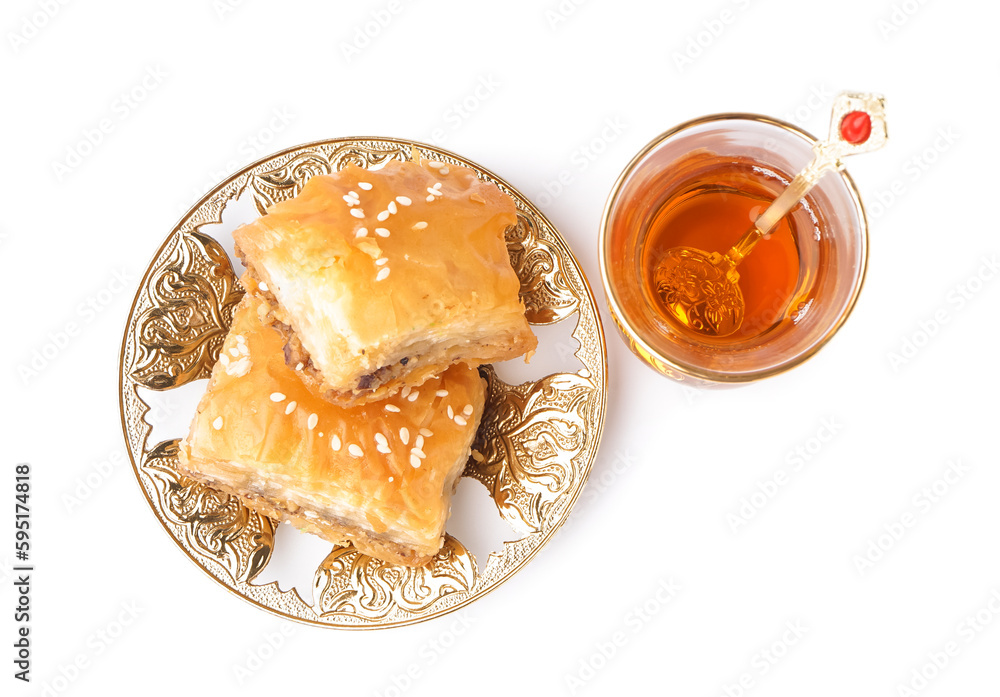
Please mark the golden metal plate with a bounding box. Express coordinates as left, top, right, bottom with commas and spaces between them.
118, 138, 608, 629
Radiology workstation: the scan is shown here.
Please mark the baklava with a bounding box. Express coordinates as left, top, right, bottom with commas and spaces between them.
233, 158, 536, 406
178, 297, 486, 567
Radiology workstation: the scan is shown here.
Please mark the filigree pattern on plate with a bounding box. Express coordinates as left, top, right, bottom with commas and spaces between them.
506, 213, 579, 324
466, 366, 595, 534
120, 137, 607, 629
312, 535, 476, 622
128, 231, 243, 390
249, 142, 411, 214
140, 439, 274, 584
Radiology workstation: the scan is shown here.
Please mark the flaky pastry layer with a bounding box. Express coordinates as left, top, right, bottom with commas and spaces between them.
178, 297, 485, 566
233, 158, 536, 406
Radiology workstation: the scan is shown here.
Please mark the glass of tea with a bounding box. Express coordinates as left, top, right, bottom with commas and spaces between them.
600, 114, 869, 385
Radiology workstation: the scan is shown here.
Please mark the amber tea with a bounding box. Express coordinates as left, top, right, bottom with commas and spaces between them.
638, 159, 819, 345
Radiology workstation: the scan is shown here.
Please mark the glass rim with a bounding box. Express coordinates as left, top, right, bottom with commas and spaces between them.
598, 112, 870, 384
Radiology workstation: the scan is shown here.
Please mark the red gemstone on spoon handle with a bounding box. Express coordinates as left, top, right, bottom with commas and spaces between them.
840, 111, 872, 144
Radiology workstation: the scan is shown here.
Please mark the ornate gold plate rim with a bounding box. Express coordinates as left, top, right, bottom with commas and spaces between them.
118, 137, 608, 629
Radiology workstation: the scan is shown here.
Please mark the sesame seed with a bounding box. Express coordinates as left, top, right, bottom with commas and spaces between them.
229, 347, 241, 357
388, 476, 394, 482
454, 415, 468, 426
436, 390, 448, 397
358, 182, 373, 190
343, 195, 358, 205
412, 448, 426, 459
396, 196, 411, 206
319, 432, 324, 437
225, 357, 251, 377
235, 335, 246, 344
285, 401, 297, 415
472, 449, 485, 462
377, 443, 391, 455
270, 392, 286, 402
463, 404, 473, 416
374, 258, 388, 267
348, 444, 364, 457
419, 428, 433, 437
412, 221, 428, 230
212, 416, 224, 430
237, 343, 249, 355
348, 190, 360, 199
350, 208, 365, 219
375, 227, 390, 237
426, 187, 438, 195
433, 182, 443, 190
415, 435, 424, 449
258, 281, 269, 292
375, 433, 388, 447
219, 353, 230, 365
399, 427, 409, 445
427, 160, 443, 168
387, 201, 398, 214
407, 391, 419, 402
377, 210, 389, 221
376, 268, 390, 282
385, 404, 401, 413
307, 413, 318, 430
356, 227, 368, 238
426, 195, 435, 202
401, 386, 411, 398
331, 435, 342, 451
410, 455, 421, 468
447, 405, 454, 419
295, 362, 304, 370
439, 167, 450, 175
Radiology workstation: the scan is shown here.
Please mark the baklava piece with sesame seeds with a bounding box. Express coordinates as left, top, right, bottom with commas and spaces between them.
178, 297, 485, 567
232, 158, 536, 407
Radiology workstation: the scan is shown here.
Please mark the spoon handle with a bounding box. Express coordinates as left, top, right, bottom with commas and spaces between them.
759, 92, 888, 232
723, 161, 830, 268
754, 157, 834, 235
721, 92, 888, 269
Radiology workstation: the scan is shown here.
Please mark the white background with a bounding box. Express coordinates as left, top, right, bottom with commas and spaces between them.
3, 0, 998, 695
